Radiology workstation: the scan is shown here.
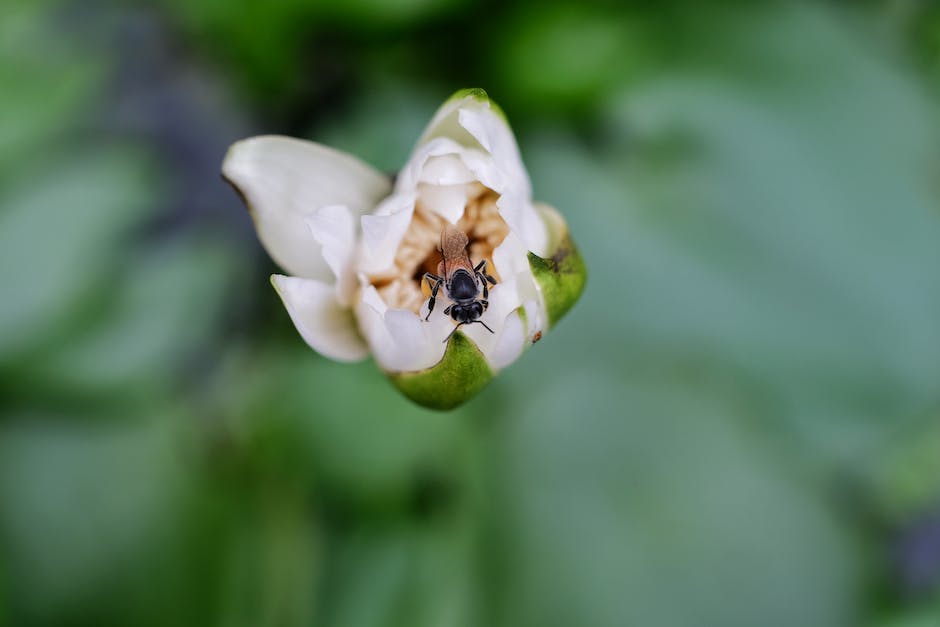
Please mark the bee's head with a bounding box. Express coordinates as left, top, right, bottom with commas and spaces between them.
449, 301, 484, 323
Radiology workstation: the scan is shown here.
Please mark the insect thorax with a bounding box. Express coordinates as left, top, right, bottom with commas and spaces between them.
448, 269, 478, 301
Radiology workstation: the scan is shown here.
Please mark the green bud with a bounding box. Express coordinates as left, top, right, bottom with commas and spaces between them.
528, 229, 587, 328
388, 331, 494, 410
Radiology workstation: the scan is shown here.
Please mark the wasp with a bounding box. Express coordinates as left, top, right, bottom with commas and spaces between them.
423, 224, 498, 341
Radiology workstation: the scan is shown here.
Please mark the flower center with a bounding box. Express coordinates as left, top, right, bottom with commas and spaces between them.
370, 185, 509, 312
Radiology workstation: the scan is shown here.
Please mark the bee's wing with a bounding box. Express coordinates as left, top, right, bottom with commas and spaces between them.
440, 223, 469, 258
440, 223, 473, 273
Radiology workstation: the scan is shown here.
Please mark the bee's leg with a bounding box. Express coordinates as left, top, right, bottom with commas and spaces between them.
474, 259, 497, 285
443, 305, 452, 316
480, 300, 488, 310
424, 273, 443, 321
481, 277, 489, 300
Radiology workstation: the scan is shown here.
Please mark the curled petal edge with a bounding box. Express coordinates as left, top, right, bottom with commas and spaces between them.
223, 135, 392, 281
271, 274, 369, 362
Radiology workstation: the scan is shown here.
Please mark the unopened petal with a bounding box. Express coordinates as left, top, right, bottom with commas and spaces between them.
418, 90, 494, 151
408, 90, 548, 254
223, 135, 391, 280
457, 106, 531, 198
417, 89, 531, 197
418, 88, 506, 150
271, 274, 368, 361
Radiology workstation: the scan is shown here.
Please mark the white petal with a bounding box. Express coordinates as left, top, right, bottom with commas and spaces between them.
457, 106, 531, 197
493, 233, 548, 338
410, 93, 548, 255
305, 205, 356, 306
418, 183, 474, 224
473, 309, 526, 370
395, 137, 468, 192
356, 282, 391, 350
492, 231, 531, 280
383, 309, 446, 371
357, 285, 449, 372
417, 92, 531, 197
522, 298, 544, 342
458, 148, 505, 194
418, 94, 485, 151
359, 280, 389, 314
360, 192, 416, 275
395, 139, 497, 218
223, 135, 391, 280
418, 154, 476, 185
271, 274, 368, 362
497, 190, 550, 257
459, 276, 523, 359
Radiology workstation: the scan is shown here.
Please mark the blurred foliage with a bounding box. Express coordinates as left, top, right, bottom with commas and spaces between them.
2, 0, 940, 626
493, 5, 653, 115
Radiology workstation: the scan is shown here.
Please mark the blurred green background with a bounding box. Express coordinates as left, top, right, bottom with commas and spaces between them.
3, 0, 940, 625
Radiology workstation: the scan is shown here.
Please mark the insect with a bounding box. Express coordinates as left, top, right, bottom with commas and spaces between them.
423, 224, 498, 342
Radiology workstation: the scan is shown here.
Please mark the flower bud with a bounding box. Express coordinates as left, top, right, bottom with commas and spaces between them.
223, 89, 586, 409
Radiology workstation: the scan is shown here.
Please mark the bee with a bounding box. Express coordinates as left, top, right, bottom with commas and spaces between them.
423, 224, 498, 342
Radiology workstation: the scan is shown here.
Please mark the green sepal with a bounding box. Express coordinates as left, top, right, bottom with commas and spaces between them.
528, 230, 587, 328
388, 331, 494, 411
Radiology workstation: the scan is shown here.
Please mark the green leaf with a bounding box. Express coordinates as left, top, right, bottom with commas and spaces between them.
529, 3, 940, 462
0, 415, 186, 623
484, 371, 858, 627
494, 6, 649, 113
0, 149, 154, 363
23, 233, 239, 400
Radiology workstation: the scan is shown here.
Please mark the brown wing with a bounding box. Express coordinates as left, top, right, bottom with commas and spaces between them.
440, 223, 473, 276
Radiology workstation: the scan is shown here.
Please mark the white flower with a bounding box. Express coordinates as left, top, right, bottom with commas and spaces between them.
223, 89, 585, 409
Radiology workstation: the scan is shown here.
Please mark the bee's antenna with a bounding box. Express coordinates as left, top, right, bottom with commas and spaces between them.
442, 319, 494, 343
475, 320, 494, 334
443, 322, 465, 343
